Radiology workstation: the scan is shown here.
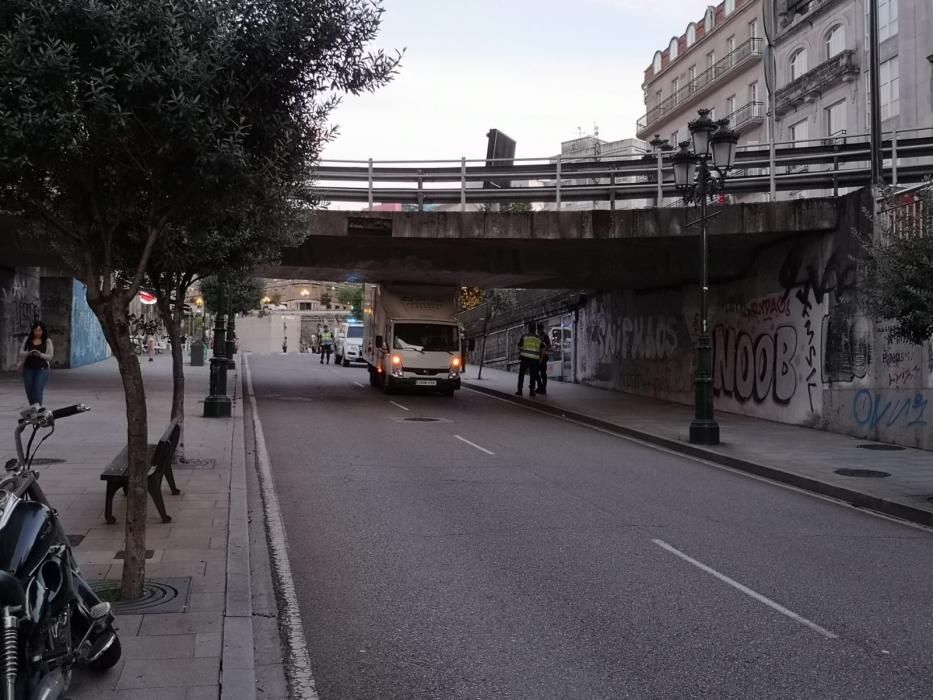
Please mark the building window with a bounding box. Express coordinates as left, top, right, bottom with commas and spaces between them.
671, 129, 680, 146
825, 24, 844, 59
687, 23, 696, 47
825, 99, 847, 137
749, 19, 759, 39
706, 51, 716, 70
704, 7, 715, 33
878, 0, 898, 42
749, 81, 759, 103
656, 89, 663, 108
725, 0, 735, 15
789, 48, 807, 82
298, 302, 313, 311
669, 37, 679, 61
789, 117, 809, 145
672, 76, 680, 98
688, 65, 696, 83
879, 56, 899, 120
726, 94, 737, 116
653, 51, 662, 73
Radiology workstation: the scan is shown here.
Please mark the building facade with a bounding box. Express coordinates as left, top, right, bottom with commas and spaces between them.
637, 0, 766, 154
771, 0, 933, 153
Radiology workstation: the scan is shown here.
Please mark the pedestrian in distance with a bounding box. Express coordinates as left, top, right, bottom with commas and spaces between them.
146, 334, 156, 362
17, 321, 53, 407
515, 321, 541, 397
535, 323, 551, 395
320, 324, 334, 364
282, 336, 288, 354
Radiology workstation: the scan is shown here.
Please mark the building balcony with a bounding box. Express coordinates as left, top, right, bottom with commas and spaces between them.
774, 50, 858, 117
636, 38, 763, 138
724, 101, 765, 134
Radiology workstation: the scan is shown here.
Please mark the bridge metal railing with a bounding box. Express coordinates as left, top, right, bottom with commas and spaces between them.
312, 127, 933, 210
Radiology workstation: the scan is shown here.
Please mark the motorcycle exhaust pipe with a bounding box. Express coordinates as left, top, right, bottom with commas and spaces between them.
32, 669, 65, 700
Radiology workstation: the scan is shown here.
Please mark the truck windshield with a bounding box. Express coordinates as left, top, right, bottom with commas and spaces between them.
393, 324, 458, 353
347, 326, 363, 339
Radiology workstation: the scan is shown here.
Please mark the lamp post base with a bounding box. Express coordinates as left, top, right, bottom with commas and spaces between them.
689, 419, 720, 445
203, 395, 232, 418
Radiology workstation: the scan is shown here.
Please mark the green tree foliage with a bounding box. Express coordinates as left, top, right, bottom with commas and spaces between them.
0, 0, 399, 598
336, 284, 363, 316
320, 292, 333, 309
199, 275, 263, 316
859, 185, 933, 345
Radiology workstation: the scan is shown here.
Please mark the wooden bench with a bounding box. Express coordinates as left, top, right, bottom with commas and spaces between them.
101, 418, 181, 525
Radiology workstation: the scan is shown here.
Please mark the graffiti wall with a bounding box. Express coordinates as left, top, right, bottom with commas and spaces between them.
576, 225, 933, 450
40, 277, 72, 369
0, 267, 40, 371
69, 280, 108, 368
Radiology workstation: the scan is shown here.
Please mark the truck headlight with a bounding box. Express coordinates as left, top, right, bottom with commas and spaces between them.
391, 355, 404, 377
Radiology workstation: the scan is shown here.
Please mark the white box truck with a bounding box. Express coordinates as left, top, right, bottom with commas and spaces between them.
362, 284, 463, 395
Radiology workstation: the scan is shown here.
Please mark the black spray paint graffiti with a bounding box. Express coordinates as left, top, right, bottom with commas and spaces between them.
853, 390, 928, 429
620, 316, 678, 360
779, 243, 857, 411
713, 325, 798, 404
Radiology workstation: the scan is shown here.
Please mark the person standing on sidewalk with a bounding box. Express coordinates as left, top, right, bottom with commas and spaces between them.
146, 334, 156, 362
535, 323, 551, 395
320, 325, 334, 364
282, 336, 288, 353
515, 322, 541, 397
18, 321, 53, 407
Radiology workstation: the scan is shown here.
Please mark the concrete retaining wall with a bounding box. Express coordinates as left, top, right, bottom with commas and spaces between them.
0, 267, 40, 371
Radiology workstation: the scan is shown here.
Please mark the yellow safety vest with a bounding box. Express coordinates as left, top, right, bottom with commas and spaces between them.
321, 332, 333, 344
520, 334, 542, 360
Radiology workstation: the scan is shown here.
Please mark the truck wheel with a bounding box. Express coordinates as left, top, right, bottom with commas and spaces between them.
369, 368, 379, 387
442, 389, 455, 397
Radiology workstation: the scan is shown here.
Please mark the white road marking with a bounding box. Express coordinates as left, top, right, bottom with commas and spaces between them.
389, 401, 410, 411
652, 538, 839, 640
244, 356, 320, 699
354, 381, 366, 388
464, 388, 933, 536
454, 434, 496, 456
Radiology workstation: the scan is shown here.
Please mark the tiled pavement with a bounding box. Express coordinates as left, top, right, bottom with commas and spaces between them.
0, 355, 264, 699
463, 366, 933, 526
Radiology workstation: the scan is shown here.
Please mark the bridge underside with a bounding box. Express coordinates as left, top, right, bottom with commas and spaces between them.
262, 194, 851, 290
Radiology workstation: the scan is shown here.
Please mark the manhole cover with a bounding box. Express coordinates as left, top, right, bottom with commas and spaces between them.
30, 458, 65, 465
835, 468, 891, 478
173, 458, 215, 470
404, 417, 440, 422
91, 577, 191, 614
856, 444, 906, 451
67, 534, 84, 547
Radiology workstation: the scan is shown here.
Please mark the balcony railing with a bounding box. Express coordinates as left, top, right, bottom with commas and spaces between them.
724, 101, 765, 132
774, 50, 858, 116
637, 37, 763, 135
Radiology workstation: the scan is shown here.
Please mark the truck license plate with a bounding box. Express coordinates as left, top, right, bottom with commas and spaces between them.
415, 379, 437, 386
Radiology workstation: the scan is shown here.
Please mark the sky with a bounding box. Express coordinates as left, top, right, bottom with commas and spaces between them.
321, 0, 717, 163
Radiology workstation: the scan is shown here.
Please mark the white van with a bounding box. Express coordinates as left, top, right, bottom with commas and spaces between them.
335, 321, 365, 367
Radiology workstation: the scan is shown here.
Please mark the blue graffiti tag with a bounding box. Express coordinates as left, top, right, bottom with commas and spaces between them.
853, 389, 929, 430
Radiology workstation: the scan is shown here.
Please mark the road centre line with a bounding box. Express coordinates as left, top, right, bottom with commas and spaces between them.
464, 388, 933, 536
454, 434, 496, 456
354, 381, 366, 388
652, 538, 839, 640
389, 401, 410, 411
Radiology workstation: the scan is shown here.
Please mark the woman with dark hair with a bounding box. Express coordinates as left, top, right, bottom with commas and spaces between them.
18, 321, 54, 406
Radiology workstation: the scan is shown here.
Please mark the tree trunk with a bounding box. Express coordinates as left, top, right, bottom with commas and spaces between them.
157, 292, 186, 458
477, 311, 491, 380
91, 296, 148, 600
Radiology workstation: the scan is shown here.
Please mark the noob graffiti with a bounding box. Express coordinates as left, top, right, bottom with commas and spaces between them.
620, 316, 678, 361
852, 390, 928, 430
713, 325, 798, 404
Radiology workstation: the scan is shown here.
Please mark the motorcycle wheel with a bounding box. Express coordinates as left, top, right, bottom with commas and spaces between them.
86, 635, 121, 672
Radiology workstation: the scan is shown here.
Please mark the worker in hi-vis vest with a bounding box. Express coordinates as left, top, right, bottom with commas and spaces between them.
320, 325, 335, 364
515, 322, 542, 397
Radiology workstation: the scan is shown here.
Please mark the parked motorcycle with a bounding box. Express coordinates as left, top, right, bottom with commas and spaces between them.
0, 404, 121, 699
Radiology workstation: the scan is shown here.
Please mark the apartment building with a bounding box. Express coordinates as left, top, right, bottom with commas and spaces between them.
771, 0, 933, 150
636, 0, 766, 154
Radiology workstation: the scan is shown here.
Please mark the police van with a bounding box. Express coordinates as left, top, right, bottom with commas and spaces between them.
335, 321, 365, 367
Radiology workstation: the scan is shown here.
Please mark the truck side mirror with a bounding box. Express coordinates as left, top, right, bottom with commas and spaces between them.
375, 335, 383, 349
468, 338, 476, 351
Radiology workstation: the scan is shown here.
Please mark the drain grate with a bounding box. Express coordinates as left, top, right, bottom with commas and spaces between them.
114, 549, 156, 560
173, 458, 215, 470
30, 458, 65, 465
403, 417, 440, 422
91, 577, 191, 614
67, 534, 85, 547
835, 468, 891, 478
856, 444, 906, 451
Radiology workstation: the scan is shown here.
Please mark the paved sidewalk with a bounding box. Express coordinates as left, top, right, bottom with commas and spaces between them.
0, 355, 256, 699
463, 366, 933, 527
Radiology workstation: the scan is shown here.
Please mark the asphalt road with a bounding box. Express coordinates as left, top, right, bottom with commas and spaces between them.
248, 353, 933, 700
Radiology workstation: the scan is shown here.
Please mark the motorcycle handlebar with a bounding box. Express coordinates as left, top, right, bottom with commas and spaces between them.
50, 404, 90, 420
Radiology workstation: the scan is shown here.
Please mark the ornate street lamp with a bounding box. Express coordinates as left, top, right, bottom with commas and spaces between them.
673, 109, 739, 446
